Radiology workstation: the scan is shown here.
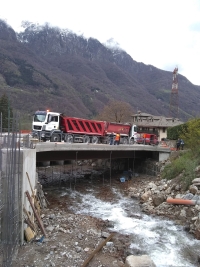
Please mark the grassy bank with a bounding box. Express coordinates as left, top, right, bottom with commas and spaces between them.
161, 148, 200, 190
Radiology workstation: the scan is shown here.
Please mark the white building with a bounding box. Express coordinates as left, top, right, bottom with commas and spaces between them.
131, 112, 183, 141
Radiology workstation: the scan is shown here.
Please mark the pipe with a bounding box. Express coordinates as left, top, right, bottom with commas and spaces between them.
167, 198, 196, 205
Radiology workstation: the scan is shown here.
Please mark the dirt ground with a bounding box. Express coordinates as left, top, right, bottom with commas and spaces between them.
11, 175, 143, 267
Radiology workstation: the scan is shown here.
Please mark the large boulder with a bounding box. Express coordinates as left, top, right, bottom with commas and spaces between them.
140, 190, 151, 203
125, 255, 156, 267
189, 185, 198, 195
192, 178, 200, 189
192, 178, 200, 183
147, 182, 157, 190
152, 193, 166, 206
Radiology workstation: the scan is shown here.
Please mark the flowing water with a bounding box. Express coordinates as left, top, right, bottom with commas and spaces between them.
49, 179, 200, 267
39, 164, 200, 267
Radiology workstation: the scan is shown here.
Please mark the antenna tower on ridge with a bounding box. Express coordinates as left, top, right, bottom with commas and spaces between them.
169, 67, 179, 118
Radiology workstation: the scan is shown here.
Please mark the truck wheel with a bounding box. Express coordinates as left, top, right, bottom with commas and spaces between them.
102, 137, 108, 144
129, 138, 134, 145
123, 138, 128, 145
50, 134, 61, 142
83, 136, 90, 143
92, 136, 98, 144
67, 135, 73, 143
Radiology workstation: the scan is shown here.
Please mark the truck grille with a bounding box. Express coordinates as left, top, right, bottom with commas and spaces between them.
34, 125, 42, 130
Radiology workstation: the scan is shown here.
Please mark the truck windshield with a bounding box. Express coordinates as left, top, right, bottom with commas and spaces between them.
33, 114, 46, 122
133, 126, 138, 132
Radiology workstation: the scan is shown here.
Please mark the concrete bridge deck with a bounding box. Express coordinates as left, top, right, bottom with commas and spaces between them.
35, 142, 171, 162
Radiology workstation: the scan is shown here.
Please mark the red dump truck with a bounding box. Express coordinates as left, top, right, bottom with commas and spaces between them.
136, 133, 159, 145
32, 110, 138, 144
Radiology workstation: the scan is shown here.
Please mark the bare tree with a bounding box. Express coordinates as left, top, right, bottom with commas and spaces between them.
96, 101, 133, 123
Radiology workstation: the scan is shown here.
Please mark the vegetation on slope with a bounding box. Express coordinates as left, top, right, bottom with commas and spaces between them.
162, 118, 200, 189
0, 93, 13, 131
0, 19, 200, 121
161, 150, 198, 190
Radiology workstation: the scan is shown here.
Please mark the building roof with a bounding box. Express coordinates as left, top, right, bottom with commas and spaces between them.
131, 112, 184, 128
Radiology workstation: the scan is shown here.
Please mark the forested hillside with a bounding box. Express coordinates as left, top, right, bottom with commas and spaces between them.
0, 19, 200, 122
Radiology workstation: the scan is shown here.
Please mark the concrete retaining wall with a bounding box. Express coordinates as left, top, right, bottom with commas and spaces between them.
159, 151, 171, 161
20, 149, 36, 243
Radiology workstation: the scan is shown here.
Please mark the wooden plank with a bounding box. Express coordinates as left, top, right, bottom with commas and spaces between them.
24, 218, 36, 233
23, 205, 37, 233
24, 227, 35, 242
26, 172, 41, 214
26, 171, 36, 198
25, 190, 47, 237
81, 233, 115, 267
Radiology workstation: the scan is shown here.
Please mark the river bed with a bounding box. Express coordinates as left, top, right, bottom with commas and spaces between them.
47, 177, 200, 267
38, 163, 200, 267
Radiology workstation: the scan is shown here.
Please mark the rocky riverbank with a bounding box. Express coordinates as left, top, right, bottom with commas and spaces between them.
10, 156, 200, 266
128, 167, 200, 242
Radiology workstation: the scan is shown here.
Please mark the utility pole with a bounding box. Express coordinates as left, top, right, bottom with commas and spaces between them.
169, 67, 179, 118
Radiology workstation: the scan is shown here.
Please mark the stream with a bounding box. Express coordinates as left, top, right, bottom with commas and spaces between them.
39, 164, 200, 267
55, 181, 200, 267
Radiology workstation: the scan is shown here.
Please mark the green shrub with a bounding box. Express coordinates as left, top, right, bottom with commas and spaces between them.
162, 153, 187, 180
161, 150, 198, 190
167, 123, 187, 140
180, 118, 200, 152
182, 158, 196, 190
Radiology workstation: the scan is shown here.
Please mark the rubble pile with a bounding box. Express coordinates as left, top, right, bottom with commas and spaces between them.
128, 164, 200, 240
13, 197, 131, 267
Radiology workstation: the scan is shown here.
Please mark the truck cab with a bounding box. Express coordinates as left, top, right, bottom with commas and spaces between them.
32, 111, 61, 141
129, 124, 138, 144
136, 133, 158, 145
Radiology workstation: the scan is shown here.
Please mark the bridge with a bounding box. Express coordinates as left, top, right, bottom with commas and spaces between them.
0, 137, 171, 243
35, 142, 171, 163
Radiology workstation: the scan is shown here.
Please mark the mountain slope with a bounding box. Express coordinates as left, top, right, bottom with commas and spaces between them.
0, 20, 199, 122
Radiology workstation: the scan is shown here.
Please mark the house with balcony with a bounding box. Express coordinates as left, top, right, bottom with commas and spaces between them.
131, 112, 184, 141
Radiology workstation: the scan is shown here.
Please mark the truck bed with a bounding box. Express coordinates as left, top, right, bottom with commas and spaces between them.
61, 117, 106, 135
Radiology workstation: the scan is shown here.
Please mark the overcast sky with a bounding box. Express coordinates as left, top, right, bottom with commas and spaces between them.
1, 0, 200, 85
